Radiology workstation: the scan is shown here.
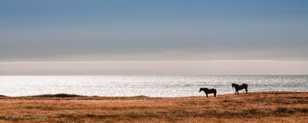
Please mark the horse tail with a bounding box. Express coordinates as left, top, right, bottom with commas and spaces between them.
243, 83, 248, 93
214, 89, 217, 97
245, 88, 248, 93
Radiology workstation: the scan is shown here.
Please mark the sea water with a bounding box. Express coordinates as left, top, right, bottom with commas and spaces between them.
0, 75, 307, 97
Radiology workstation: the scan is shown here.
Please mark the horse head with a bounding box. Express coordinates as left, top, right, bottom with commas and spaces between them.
231, 83, 237, 88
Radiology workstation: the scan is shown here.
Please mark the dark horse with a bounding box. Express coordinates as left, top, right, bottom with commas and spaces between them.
231, 83, 248, 95
199, 88, 217, 97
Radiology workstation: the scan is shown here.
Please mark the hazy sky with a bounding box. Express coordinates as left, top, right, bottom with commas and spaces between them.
1, 0, 308, 75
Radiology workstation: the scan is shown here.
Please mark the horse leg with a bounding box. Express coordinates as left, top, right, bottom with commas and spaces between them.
206, 93, 208, 97
245, 88, 248, 94
214, 92, 216, 97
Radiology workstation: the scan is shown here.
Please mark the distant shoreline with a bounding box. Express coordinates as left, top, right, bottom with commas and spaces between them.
1, 74, 308, 76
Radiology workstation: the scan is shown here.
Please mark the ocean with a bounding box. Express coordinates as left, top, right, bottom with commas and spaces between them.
0, 75, 307, 97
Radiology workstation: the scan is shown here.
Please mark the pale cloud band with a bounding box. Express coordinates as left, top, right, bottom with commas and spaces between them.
1, 60, 308, 75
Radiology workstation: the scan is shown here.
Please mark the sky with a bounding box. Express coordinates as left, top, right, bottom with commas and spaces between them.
1, 0, 308, 75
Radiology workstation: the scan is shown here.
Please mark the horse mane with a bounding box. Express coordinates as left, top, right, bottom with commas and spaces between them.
231, 83, 238, 87
199, 88, 208, 92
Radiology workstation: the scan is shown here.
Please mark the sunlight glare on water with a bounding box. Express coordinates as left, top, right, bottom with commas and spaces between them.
0, 75, 307, 97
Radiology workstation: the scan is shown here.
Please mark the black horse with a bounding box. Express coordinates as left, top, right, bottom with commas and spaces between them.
199, 88, 217, 97
231, 83, 248, 95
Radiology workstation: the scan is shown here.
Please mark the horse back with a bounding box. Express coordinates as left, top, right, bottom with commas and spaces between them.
209, 88, 217, 93
242, 83, 248, 88
200, 88, 208, 91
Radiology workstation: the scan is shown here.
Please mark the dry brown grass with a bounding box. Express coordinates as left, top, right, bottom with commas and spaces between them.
0, 92, 307, 123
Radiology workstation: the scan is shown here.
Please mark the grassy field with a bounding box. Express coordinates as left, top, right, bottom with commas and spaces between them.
0, 92, 307, 123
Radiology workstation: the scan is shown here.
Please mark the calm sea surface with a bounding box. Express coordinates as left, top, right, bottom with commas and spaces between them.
0, 75, 307, 97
